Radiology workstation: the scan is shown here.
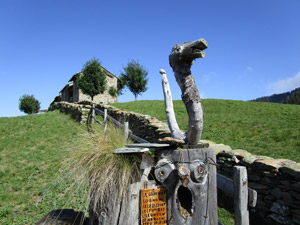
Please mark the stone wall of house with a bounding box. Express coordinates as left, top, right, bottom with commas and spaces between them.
74, 75, 117, 104
49, 101, 300, 225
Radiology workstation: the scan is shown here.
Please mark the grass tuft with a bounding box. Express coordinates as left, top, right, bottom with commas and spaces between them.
63, 120, 141, 217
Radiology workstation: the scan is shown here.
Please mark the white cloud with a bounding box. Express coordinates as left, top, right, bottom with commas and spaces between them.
247, 66, 253, 71
268, 72, 300, 94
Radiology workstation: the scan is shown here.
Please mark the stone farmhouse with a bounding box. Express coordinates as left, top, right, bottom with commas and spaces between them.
58, 67, 118, 104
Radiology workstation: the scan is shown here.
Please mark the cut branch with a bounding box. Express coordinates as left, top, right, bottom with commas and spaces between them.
159, 69, 185, 140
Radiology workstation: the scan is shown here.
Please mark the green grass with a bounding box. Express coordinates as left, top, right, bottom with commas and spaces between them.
0, 111, 89, 224
0, 107, 242, 225
111, 99, 300, 162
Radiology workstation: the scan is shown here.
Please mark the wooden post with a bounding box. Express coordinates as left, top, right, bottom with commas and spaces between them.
217, 173, 257, 207
124, 122, 129, 143
234, 166, 249, 225
104, 109, 107, 134
90, 104, 95, 124
159, 69, 184, 140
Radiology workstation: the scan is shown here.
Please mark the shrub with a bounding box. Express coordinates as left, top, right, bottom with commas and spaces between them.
19, 94, 40, 114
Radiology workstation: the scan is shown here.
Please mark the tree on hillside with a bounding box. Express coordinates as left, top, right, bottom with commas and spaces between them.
120, 60, 148, 101
108, 79, 126, 98
285, 88, 300, 105
19, 94, 40, 114
78, 58, 107, 101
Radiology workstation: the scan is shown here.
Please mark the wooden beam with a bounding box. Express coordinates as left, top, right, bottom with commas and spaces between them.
126, 143, 169, 148
234, 166, 249, 225
118, 182, 141, 225
217, 173, 257, 207
114, 148, 150, 154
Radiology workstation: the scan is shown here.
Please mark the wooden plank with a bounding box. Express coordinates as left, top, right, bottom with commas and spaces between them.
94, 107, 104, 115
217, 173, 257, 207
118, 182, 141, 225
114, 147, 150, 154
93, 116, 104, 127
129, 133, 150, 143
99, 198, 121, 225
126, 143, 170, 148
234, 166, 249, 225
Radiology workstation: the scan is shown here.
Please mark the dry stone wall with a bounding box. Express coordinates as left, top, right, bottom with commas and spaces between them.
49, 101, 300, 225
213, 144, 300, 225
49, 102, 91, 124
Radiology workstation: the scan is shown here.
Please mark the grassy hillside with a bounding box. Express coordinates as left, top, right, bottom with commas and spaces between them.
0, 111, 89, 224
112, 99, 300, 162
0, 109, 234, 225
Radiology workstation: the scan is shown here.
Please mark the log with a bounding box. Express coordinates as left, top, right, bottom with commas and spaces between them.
169, 38, 207, 145
159, 69, 185, 140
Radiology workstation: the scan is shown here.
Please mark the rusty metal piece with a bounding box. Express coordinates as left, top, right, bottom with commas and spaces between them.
141, 188, 167, 225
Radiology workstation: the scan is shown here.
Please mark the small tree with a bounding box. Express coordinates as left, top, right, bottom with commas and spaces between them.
78, 58, 107, 101
108, 86, 118, 98
120, 60, 148, 101
19, 94, 40, 114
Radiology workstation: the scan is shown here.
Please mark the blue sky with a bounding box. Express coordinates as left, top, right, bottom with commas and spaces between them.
1, 0, 300, 117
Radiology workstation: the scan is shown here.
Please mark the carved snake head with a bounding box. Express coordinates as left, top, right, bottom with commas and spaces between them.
169, 38, 208, 70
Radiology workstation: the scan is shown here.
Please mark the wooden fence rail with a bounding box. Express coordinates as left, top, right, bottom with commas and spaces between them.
217, 166, 257, 225
93, 107, 149, 143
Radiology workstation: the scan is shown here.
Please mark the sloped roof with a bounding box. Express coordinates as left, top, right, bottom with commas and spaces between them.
68, 66, 118, 82
60, 82, 73, 93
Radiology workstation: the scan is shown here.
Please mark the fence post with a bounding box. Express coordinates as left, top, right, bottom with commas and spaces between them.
124, 122, 129, 143
234, 166, 249, 225
90, 104, 95, 124
104, 109, 107, 134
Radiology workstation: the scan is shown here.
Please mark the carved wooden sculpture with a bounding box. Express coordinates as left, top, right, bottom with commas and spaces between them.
160, 69, 185, 140
162, 38, 208, 145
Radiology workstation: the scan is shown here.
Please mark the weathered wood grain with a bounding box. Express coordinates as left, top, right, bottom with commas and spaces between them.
160, 69, 185, 140
169, 39, 207, 145
118, 182, 141, 225
217, 173, 257, 207
233, 166, 249, 225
